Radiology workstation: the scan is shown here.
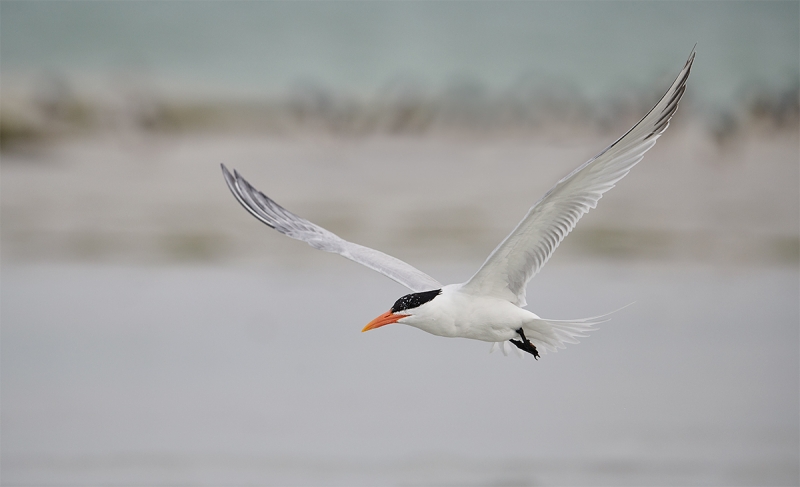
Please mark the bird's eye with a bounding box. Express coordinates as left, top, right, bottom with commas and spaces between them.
391, 289, 441, 312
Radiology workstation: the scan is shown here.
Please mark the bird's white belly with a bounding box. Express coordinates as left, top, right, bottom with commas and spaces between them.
407, 287, 536, 342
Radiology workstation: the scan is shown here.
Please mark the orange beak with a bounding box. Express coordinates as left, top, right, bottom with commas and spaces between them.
362, 310, 403, 332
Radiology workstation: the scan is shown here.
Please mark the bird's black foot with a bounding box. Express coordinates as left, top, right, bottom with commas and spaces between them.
510, 328, 540, 360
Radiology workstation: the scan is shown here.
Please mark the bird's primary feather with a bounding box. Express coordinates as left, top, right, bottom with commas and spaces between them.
222, 164, 442, 293
461, 48, 694, 307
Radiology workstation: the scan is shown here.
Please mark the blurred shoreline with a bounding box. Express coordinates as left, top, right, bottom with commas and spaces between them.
1, 113, 797, 268
2, 62, 798, 269
1, 71, 798, 149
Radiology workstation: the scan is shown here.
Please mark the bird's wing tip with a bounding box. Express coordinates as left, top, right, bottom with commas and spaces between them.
686, 45, 697, 67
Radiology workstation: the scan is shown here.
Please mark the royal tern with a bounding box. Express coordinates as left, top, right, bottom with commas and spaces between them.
222, 49, 694, 358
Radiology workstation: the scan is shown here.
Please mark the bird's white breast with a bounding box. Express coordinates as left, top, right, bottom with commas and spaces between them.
402, 284, 538, 342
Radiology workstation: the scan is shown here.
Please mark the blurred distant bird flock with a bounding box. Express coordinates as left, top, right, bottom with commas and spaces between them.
1, 71, 797, 150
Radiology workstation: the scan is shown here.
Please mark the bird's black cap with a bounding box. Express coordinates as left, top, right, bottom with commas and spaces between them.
391, 289, 442, 313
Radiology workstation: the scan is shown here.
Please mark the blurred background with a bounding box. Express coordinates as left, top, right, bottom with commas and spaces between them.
1, 2, 798, 486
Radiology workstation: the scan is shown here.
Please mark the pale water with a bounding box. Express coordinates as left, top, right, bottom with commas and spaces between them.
2, 261, 797, 485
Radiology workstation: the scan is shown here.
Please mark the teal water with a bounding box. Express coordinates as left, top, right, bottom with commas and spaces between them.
2, 1, 798, 109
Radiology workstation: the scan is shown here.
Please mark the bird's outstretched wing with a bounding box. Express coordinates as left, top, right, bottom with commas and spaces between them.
221, 165, 442, 293
462, 49, 695, 307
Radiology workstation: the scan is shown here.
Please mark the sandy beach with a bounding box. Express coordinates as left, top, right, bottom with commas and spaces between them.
2, 123, 797, 267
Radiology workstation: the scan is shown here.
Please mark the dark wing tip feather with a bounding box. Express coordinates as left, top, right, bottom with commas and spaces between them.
220, 164, 277, 229
220, 165, 440, 292
643, 49, 694, 140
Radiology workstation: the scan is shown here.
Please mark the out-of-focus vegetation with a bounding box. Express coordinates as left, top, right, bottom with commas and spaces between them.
2, 74, 797, 151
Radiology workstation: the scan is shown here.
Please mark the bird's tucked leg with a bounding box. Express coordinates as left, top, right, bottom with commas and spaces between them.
510, 328, 540, 360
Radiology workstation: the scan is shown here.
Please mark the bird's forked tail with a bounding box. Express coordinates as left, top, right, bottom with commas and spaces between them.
490, 303, 633, 357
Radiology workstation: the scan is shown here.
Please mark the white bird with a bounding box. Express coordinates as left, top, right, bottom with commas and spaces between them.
222, 49, 694, 359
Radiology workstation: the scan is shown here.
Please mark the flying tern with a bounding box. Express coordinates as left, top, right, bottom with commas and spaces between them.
222, 49, 694, 358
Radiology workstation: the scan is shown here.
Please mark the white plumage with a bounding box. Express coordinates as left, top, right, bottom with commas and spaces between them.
221, 49, 694, 358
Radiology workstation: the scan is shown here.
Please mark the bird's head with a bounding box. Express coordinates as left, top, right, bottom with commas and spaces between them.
362, 289, 442, 332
